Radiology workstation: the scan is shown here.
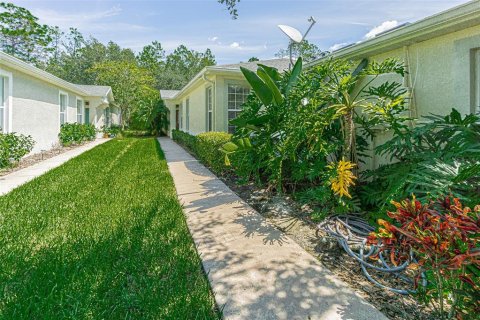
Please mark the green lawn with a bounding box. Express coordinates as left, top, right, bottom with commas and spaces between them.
0, 138, 219, 319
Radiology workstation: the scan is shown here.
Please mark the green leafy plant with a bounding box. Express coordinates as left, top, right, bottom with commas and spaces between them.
172, 129, 197, 153
220, 57, 408, 217
59, 123, 96, 146
102, 124, 121, 137
0, 132, 35, 168
362, 109, 480, 210
368, 196, 480, 319
172, 130, 232, 176
195, 132, 232, 174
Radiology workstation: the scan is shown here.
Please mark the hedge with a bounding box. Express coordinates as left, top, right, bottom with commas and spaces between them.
195, 132, 232, 174
59, 123, 96, 146
172, 130, 197, 153
172, 130, 232, 175
0, 132, 35, 168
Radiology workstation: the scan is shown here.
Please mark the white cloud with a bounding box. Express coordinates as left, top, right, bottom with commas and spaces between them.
364, 20, 399, 39
33, 6, 122, 29
329, 42, 348, 52
230, 42, 241, 49
208, 36, 219, 42
31, 5, 153, 35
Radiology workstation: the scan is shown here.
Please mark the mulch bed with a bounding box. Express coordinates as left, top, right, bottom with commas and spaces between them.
0, 144, 83, 177
219, 175, 436, 320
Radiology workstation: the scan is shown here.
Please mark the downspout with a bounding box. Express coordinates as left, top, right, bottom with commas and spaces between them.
203, 72, 216, 131
403, 45, 418, 124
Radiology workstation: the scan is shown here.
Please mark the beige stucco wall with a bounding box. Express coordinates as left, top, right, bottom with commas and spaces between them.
1, 65, 115, 153
350, 24, 480, 171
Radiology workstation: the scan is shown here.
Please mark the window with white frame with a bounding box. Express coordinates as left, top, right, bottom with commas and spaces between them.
0, 77, 5, 132
186, 98, 190, 131
227, 84, 250, 133
206, 87, 213, 131
76, 98, 84, 123
59, 92, 68, 126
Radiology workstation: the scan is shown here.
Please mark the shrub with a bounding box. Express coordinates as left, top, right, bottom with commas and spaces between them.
172, 130, 197, 153
368, 196, 480, 319
103, 124, 122, 137
172, 130, 232, 175
195, 132, 232, 174
59, 123, 96, 146
121, 130, 152, 138
0, 132, 35, 168
220, 57, 408, 200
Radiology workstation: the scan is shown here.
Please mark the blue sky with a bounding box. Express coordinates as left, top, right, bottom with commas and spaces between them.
12, 0, 470, 64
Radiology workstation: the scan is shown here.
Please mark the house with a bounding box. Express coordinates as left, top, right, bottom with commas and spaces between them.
0, 51, 120, 153
307, 0, 480, 170
160, 59, 291, 136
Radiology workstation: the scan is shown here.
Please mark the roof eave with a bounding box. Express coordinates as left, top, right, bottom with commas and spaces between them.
165, 66, 243, 100
0, 51, 89, 96
307, 0, 480, 67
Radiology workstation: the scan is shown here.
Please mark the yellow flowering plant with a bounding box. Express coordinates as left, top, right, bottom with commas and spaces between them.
328, 159, 357, 198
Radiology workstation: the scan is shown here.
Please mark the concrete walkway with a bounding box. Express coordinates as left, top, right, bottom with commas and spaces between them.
158, 137, 387, 320
0, 139, 109, 196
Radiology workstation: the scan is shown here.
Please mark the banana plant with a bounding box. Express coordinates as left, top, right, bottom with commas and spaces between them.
325, 58, 408, 166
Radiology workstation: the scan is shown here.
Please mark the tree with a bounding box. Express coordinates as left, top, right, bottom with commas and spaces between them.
217, 0, 240, 19
248, 57, 259, 62
275, 40, 325, 63
0, 2, 54, 64
137, 41, 165, 69
158, 45, 216, 89
136, 41, 165, 88
90, 61, 158, 129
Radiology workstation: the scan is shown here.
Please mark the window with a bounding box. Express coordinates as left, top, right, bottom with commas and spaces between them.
104, 107, 111, 127
186, 98, 190, 131
227, 84, 250, 133
206, 87, 213, 131
179, 103, 183, 129
76, 98, 84, 123
59, 92, 68, 126
0, 77, 5, 132
175, 105, 180, 130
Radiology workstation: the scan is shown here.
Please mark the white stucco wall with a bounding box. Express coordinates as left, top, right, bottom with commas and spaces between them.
351, 24, 480, 171
164, 72, 250, 136
1, 65, 114, 153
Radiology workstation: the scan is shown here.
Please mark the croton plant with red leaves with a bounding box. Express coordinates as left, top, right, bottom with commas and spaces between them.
368, 196, 480, 319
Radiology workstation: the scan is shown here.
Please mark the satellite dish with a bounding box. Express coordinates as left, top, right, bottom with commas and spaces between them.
278, 24, 303, 43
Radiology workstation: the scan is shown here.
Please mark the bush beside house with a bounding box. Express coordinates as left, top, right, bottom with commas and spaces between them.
59, 123, 96, 146
0, 133, 35, 168
172, 130, 232, 175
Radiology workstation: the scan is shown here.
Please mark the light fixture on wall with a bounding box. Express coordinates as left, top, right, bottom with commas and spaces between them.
278, 16, 316, 68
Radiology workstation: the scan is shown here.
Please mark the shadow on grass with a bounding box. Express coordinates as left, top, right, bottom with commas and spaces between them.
1, 138, 219, 319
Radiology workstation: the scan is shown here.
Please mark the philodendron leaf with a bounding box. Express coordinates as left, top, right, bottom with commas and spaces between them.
240, 66, 273, 106
258, 67, 284, 106
286, 57, 303, 94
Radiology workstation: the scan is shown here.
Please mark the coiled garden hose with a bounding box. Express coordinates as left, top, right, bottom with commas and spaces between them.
317, 214, 427, 295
